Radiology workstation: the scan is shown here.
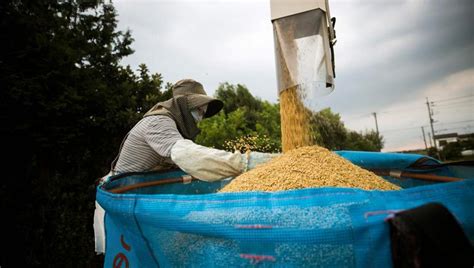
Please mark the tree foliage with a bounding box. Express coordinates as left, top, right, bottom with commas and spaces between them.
1, 1, 169, 266
215, 82, 262, 119
440, 138, 474, 161
440, 142, 463, 160
196, 83, 282, 152
309, 108, 383, 151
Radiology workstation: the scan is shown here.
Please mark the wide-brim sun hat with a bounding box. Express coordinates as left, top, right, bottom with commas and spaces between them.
172, 79, 223, 118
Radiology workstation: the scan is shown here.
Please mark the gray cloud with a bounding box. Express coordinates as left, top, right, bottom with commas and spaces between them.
115, 0, 277, 100
326, 0, 473, 110
114, 0, 473, 151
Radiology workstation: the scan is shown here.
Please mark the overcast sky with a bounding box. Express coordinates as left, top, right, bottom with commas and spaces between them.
114, 0, 474, 152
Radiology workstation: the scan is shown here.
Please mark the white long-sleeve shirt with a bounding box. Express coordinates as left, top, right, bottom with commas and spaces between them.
114, 115, 245, 181
114, 116, 183, 173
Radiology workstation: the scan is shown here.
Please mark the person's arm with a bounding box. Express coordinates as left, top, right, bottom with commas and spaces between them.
146, 116, 279, 182
171, 141, 281, 182
171, 139, 245, 181
145, 116, 245, 181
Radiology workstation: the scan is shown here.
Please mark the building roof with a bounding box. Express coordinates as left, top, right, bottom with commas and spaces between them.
459, 133, 474, 139
434, 133, 458, 139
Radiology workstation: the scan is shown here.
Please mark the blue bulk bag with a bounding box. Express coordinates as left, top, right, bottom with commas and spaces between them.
96, 151, 474, 267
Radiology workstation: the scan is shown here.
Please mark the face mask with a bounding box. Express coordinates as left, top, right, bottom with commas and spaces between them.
191, 110, 204, 123
191, 104, 207, 123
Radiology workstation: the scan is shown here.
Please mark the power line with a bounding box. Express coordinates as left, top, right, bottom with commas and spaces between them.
434, 120, 474, 126
451, 126, 474, 131
436, 124, 474, 131
431, 100, 474, 108
345, 94, 473, 122
431, 94, 474, 103
436, 105, 474, 112
383, 133, 425, 140
345, 106, 427, 121
351, 119, 454, 134
349, 123, 469, 136
343, 113, 372, 121
435, 124, 474, 132
432, 97, 474, 103
432, 101, 473, 107
433, 105, 473, 110
435, 128, 474, 135
378, 107, 426, 115
380, 125, 429, 133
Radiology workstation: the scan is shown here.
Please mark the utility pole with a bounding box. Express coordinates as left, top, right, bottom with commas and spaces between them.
427, 132, 433, 147
426, 98, 437, 150
372, 112, 379, 135
421, 126, 428, 150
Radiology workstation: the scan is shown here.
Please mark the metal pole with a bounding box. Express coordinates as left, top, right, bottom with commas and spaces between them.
421, 126, 428, 150
372, 112, 379, 135
427, 132, 433, 147
426, 98, 437, 150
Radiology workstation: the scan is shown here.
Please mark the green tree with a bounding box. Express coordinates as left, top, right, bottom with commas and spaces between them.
254, 101, 282, 151
308, 108, 383, 151
310, 108, 347, 150
363, 130, 384, 151
460, 137, 474, 150
344, 130, 384, 151
215, 82, 263, 130
196, 83, 281, 152
441, 142, 463, 160
195, 108, 249, 149
1, 1, 167, 266
427, 147, 440, 159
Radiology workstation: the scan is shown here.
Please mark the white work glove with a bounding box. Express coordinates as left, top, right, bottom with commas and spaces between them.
171, 139, 245, 182
245, 151, 281, 170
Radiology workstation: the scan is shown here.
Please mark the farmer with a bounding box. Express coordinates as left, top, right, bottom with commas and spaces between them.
110, 79, 274, 181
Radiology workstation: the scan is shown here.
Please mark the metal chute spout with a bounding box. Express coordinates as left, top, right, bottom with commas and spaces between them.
271, 0, 336, 102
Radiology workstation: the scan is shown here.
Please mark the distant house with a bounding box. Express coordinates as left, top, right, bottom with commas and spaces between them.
434, 133, 458, 149
434, 132, 474, 149
459, 133, 474, 141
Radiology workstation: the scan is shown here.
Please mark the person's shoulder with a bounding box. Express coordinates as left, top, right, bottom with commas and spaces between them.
144, 115, 177, 128
146, 115, 174, 123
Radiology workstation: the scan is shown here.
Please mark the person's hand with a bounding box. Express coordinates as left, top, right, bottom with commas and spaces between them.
244, 151, 281, 171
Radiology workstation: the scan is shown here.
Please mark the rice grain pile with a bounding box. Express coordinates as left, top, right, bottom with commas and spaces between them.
220, 146, 400, 192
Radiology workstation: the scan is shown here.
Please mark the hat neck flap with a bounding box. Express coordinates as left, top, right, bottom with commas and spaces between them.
143, 96, 201, 140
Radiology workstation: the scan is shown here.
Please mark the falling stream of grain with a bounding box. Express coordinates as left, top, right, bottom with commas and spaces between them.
279, 86, 313, 153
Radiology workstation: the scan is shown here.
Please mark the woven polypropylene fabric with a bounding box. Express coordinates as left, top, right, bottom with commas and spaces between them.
97, 152, 474, 267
